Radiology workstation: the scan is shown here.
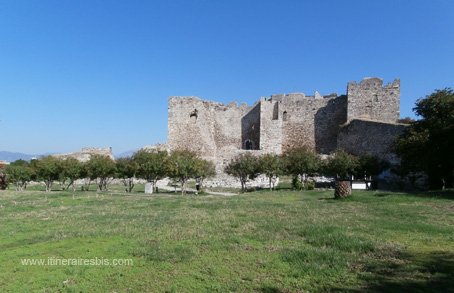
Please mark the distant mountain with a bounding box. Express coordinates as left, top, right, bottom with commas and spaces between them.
0, 149, 139, 162
0, 151, 36, 162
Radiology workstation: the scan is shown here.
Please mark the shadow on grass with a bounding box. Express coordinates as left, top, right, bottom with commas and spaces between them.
391, 189, 454, 200
373, 192, 390, 197
340, 251, 454, 292
366, 189, 454, 200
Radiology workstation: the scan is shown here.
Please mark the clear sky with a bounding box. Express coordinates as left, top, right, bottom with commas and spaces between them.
0, 0, 453, 154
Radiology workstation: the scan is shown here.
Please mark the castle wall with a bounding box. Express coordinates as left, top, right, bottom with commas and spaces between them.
259, 99, 282, 154
347, 78, 400, 123
167, 77, 402, 180
314, 95, 348, 154
168, 97, 250, 163
274, 94, 347, 153
241, 102, 261, 150
337, 119, 407, 163
53, 147, 114, 162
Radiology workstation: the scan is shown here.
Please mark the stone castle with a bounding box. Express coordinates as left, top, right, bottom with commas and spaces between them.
53, 147, 114, 162
168, 77, 406, 173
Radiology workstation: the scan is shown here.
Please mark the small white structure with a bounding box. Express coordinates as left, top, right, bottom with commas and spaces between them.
144, 183, 153, 194
352, 182, 367, 190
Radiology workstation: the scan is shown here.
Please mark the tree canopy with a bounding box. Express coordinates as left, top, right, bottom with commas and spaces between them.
395, 88, 454, 189
85, 155, 116, 191
325, 150, 359, 180
225, 153, 260, 192
34, 156, 62, 192
133, 149, 169, 192
116, 157, 137, 192
258, 153, 283, 190
167, 150, 200, 195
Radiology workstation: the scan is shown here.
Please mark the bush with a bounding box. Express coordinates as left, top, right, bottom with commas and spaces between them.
292, 176, 304, 190
306, 180, 315, 190
0, 171, 6, 190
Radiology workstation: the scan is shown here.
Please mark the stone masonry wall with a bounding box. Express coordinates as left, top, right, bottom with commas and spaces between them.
167, 77, 402, 182
337, 119, 407, 163
259, 98, 282, 154
273, 93, 347, 153
347, 78, 400, 123
168, 96, 251, 164
241, 102, 261, 150
53, 147, 114, 162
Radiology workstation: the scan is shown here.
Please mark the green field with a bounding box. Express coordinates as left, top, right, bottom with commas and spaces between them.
0, 187, 453, 292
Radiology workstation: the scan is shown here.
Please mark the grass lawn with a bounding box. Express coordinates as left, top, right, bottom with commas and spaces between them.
0, 187, 453, 292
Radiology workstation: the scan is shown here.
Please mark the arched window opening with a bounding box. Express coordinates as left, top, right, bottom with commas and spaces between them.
283, 111, 288, 121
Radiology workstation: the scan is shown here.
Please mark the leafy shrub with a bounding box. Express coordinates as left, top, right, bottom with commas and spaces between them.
292, 176, 304, 190
306, 180, 315, 190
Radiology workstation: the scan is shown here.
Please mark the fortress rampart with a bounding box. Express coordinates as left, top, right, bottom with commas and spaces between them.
168, 77, 403, 173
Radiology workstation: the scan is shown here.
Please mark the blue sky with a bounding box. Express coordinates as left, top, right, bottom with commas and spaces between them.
0, 0, 453, 154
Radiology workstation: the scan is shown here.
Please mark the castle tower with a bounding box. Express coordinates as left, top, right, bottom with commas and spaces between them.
346, 77, 400, 123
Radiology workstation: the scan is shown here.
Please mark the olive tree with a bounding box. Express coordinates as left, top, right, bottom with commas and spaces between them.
258, 153, 283, 190
85, 155, 116, 192
116, 157, 137, 192
133, 149, 169, 193
167, 150, 199, 195
5, 162, 34, 191
225, 153, 260, 192
283, 147, 320, 190
60, 158, 83, 196
194, 159, 216, 192
34, 156, 62, 192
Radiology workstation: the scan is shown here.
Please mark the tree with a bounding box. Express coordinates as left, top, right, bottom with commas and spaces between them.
325, 150, 359, 198
133, 149, 169, 193
167, 150, 199, 195
225, 153, 260, 192
258, 154, 282, 190
395, 88, 454, 189
325, 150, 359, 180
116, 157, 137, 192
80, 162, 92, 191
193, 159, 216, 192
34, 156, 62, 192
282, 147, 320, 190
85, 155, 116, 192
60, 158, 83, 196
355, 154, 388, 180
5, 160, 34, 191
398, 117, 415, 124
0, 162, 7, 190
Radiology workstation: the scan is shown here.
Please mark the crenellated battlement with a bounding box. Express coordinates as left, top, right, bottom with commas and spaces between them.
347, 77, 400, 123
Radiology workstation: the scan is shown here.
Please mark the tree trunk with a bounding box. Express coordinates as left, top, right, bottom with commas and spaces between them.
46, 180, 52, 193
66, 179, 74, 191
181, 180, 185, 195
128, 178, 134, 192
97, 179, 102, 192
152, 180, 157, 193
240, 180, 245, 192
334, 180, 352, 199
